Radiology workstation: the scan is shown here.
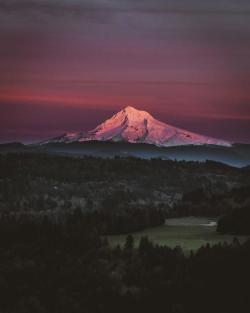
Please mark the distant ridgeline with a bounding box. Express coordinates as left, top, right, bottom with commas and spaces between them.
1, 141, 250, 167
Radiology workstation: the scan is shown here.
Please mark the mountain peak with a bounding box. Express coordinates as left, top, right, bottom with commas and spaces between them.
122, 106, 151, 116
123, 105, 137, 112
118, 106, 153, 122
44, 107, 231, 147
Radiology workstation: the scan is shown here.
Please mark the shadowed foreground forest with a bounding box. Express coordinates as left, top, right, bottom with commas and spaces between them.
0, 153, 250, 313
0, 216, 249, 313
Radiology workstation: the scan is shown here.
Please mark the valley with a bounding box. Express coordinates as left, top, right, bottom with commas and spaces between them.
0, 151, 250, 313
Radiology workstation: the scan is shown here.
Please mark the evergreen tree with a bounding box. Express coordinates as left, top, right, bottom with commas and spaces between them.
125, 234, 134, 250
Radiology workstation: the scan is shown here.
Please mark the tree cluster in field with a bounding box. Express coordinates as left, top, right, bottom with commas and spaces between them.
217, 206, 250, 235
175, 185, 250, 217
0, 215, 249, 313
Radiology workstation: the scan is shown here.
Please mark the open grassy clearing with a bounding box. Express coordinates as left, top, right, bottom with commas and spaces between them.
108, 217, 248, 252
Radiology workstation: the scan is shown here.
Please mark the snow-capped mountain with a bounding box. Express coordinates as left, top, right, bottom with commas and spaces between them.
43, 106, 231, 147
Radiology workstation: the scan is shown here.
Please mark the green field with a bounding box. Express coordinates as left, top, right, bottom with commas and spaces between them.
108, 217, 248, 253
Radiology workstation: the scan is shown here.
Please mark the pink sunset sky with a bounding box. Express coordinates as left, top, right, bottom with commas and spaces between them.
0, 0, 250, 143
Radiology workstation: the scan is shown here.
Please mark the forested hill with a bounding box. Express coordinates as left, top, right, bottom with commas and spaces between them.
0, 154, 250, 227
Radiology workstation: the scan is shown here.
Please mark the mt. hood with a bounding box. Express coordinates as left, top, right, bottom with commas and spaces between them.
44, 106, 231, 147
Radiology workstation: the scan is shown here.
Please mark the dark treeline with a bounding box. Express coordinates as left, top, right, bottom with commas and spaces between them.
0, 153, 242, 183
217, 206, 250, 235
175, 185, 250, 217
0, 206, 165, 236
0, 216, 250, 313
97, 207, 165, 234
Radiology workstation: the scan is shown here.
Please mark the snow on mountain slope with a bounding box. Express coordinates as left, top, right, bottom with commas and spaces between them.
43, 106, 231, 147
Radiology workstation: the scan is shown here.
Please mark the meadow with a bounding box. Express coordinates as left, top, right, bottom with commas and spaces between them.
108, 217, 248, 252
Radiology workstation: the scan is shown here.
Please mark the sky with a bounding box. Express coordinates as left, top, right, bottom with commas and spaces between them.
0, 0, 250, 143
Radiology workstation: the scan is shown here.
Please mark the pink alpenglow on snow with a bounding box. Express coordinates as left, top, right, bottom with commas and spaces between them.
44, 106, 231, 147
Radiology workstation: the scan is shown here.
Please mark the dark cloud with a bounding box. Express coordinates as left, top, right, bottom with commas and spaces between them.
1, 0, 250, 17
0, 0, 99, 16
0, 0, 114, 25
